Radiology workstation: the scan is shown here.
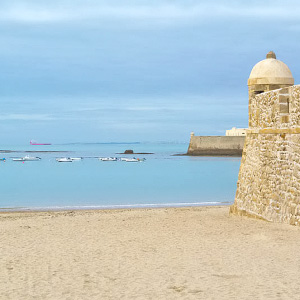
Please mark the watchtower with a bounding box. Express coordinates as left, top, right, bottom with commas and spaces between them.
231, 52, 300, 225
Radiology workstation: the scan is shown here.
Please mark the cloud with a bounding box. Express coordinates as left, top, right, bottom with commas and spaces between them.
0, 1, 300, 24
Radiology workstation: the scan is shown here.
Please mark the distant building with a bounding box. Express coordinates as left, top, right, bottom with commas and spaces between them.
225, 127, 247, 136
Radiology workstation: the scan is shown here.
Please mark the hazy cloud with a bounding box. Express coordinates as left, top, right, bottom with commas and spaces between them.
0, 1, 300, 24
0, 0, 298, 143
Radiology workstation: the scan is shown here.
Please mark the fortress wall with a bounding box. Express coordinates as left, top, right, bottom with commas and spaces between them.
187, 136, 245, 156
231, 85, 300, 225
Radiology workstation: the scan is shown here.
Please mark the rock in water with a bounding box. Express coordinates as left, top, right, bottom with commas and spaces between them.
124, 149, 134, 154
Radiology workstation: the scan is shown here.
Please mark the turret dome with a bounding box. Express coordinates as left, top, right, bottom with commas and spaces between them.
248, 51, 294, 86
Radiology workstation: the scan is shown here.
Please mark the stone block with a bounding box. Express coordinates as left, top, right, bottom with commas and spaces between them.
279, 103, 289, 114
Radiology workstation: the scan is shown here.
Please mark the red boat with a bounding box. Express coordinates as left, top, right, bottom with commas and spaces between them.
30, 140, 51, 145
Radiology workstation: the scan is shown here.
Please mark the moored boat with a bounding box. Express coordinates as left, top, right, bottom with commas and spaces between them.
12, 155, 41, 161
123, 158, 146, 162
23, 155, 41, 161
99, 157, 118, 161
124, 158, 139, 162
56, 157, 73, 162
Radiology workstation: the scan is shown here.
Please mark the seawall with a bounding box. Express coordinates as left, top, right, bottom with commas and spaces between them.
187, 136, 245, 156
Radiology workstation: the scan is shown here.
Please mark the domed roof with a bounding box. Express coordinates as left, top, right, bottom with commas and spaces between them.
248, 51, 294, 86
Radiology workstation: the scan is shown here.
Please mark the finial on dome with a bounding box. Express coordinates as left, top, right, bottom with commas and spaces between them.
266, 51, 276, 59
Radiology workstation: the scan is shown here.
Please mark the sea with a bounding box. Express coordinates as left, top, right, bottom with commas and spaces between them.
0, 143, 241, 211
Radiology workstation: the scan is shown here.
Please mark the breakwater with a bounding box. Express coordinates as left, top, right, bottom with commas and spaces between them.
187, 135, 245, 156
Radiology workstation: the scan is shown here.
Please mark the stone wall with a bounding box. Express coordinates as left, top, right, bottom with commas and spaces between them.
231, 85, 300, 225
187, 136, 245, 156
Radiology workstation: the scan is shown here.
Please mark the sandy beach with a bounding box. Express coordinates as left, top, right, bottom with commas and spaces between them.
1, 206, 300, 299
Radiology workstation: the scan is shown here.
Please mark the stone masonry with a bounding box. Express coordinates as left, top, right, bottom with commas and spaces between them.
231, 83, 300, 225
230, 51, 300, 225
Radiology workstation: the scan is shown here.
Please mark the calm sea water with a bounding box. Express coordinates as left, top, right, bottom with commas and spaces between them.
0, 143, 241, 210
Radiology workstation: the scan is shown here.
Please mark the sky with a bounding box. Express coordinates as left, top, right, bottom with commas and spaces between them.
1, 0, 300, 144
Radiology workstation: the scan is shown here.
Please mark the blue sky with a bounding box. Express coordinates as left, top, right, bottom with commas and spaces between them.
1, 0, 300, 144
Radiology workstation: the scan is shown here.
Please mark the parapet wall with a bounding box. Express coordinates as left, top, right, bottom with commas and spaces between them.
231, 85, 300, 225
187, 136, 245, 156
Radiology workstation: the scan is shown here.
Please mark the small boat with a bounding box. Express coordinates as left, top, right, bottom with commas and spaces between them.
30, 140, 51, 145
125, 158, 139, 162
70, 157, 82, 161
23, 155, 41, 161
13, 155, 41, 161
99, 157, 118, 161
12, 158, 24, 161
124, 157, 146, 162
56, 157, 73, 162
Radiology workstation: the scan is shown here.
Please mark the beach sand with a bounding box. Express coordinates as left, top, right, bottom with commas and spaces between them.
1, 206, 300, 299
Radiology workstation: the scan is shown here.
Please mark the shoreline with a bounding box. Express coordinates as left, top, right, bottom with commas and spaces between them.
0, 201, 232, 213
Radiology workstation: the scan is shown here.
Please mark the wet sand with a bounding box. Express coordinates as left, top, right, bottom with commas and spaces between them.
1, 206, 300, 299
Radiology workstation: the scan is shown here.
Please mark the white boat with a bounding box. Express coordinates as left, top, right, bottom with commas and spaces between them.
12, 158, 25, 161
125, 158, 139, 162
123, 157, 146, 162
23, 155, 41, 161
99, 157, 118, 161
70, 157, 82, 161
56, 157, 73, 162
12, 155, 41, 161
